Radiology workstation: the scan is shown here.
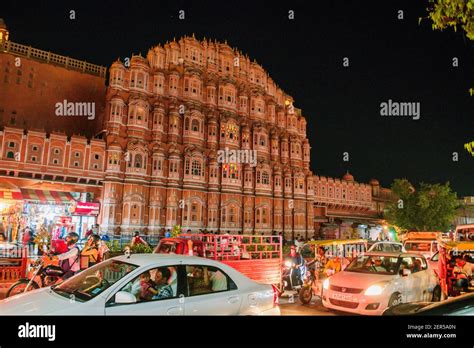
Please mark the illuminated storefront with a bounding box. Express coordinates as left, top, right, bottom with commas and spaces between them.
0, 189, 100, 242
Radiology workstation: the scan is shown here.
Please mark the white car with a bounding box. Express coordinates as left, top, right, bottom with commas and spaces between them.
403, 239, 438, 259
0, 254, 280, 315
322, 252, 440, 316
368, 242, 406, 253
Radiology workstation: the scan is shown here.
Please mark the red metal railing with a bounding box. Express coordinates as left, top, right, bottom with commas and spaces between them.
178, 234, 282, 261
179, 234, 283, 287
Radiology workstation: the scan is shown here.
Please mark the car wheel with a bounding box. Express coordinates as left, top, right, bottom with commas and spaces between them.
388, 292, 402, 307
432, 286, 441, 302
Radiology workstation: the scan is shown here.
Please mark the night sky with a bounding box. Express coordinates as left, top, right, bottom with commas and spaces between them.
2, 0, 473, 196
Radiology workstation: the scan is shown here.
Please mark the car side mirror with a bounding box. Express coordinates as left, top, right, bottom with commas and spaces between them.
115, 291, 137, 304
401, 269, 411, 277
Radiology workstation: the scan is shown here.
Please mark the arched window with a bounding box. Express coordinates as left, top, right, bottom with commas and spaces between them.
191, 203, 198, 221
262, 171, 269, 185
134, 154, 142, 168
262, 208, 267, 224
185, 117, 190, 130
192, 159, 201, 176
222, 208, 227, 223
191, 119, 200, 132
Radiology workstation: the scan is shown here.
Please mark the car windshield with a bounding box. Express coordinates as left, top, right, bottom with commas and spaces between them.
52, 260, 138, 302
345, 255, 399, 275
405, 242, 432, 252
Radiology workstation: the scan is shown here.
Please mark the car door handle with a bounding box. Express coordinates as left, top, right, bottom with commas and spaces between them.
227, 296, 240, 304
167, 306, 183, 315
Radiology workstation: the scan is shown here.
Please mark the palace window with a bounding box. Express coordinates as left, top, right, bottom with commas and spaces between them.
262, 171, 269, 185
191, 119, 200, 132
275, 177, 281, 187
192, 159, 201, 176
135, 154, 143, 168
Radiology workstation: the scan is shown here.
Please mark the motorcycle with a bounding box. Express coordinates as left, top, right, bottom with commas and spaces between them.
298, 259, 319, 304
6, 255, 64, 297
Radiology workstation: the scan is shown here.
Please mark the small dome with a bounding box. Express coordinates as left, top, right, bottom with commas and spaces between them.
111, 59, 125, 69
369, 178, 380, 186
0, 18, 7, 29
342, 171, 354, 182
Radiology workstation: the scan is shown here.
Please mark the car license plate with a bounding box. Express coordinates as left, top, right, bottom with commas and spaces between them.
332, 292, 357, 302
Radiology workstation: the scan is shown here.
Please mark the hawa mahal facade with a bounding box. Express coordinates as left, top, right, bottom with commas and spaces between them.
0, 20, 392, 239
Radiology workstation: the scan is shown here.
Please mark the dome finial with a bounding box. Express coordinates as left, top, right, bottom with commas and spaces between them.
342, 171, 354, 182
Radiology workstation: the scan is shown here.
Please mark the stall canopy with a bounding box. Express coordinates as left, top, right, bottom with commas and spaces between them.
20, 189, 76, 204
0, 189, 23, 201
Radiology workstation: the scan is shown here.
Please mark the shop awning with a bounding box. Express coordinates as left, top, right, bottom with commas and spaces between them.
21, 189, 76, 204
0, 190, 23, 201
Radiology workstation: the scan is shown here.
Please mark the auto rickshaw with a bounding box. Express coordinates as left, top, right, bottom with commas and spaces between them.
298, 239, 368, 304
437, 239, 474, 298
453, 224, 474, 242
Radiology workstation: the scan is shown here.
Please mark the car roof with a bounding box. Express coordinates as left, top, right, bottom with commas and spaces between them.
364, 251, 425, 258
111, 253, 220, 267
418, 293, 474, 312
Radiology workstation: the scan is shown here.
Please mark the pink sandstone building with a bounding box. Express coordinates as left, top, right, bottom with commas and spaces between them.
0, 20, 392, 240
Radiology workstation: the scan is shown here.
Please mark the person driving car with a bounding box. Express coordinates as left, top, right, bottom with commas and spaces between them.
150, 267, 174, 300
372, 257, 387, 272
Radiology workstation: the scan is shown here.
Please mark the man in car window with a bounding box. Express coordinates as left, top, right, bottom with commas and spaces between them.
151, 267, 174, 300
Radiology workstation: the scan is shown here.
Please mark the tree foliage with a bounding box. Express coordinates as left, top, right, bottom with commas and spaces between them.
385, 179, 459, 231
427, 0, 474, 40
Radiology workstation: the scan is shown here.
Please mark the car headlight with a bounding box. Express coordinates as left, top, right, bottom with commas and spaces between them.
323, 278, 330, 290
364, 283, 388, 296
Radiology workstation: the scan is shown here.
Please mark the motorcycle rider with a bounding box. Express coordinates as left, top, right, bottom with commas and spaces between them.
286, 245, 306, 288
53, 232, 81, 280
